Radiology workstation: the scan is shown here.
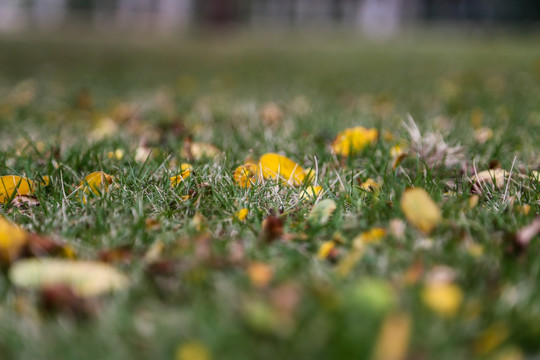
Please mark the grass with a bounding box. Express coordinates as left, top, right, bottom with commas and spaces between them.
0, 30, 540, 360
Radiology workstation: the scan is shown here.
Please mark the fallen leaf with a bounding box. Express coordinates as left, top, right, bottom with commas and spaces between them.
98, 245, 132, 264
259, 153, 305, 186
514, 217, 540, 250
247, 262, 273, 288
171, 163, 193, 187
11, 195, 40, 210
10, 259, 129, 297
372, 312, 411, 360
299, 185, 323, 201
400, 188, 441, 234
353, 227, 386, 246
472, 169, 509, 193
260, 102, 283, 127
0, 175, 35, 204
235, 208, 249, 221
261, 215, 283, 243
176, 341, 211, 360
40, 284, 94, 318
233, 161, 259, 188
308, 199, 337, 226
358, 178, 380, 193
80, 171, 113, 196
0, 216, 28, 265
332, 126, 378, 157
182, 141, 221, 161
421, 282, 463, 318
473, 323, 509, 355
317, 240, 335, 259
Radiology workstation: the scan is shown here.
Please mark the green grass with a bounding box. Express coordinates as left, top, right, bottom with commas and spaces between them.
1, 31, 540, 360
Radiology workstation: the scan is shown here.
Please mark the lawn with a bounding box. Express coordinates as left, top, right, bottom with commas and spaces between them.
1, 31, 540, 360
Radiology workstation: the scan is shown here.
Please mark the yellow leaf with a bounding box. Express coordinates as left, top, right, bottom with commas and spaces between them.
9, 258, 129, 297
300, 185, 323, 201
400, 188, 441, 234
353, 227, 386, 247
332, 126, 378, 157
233, 161, 259, 188
176, 341, 211, 360
259, 153, 305, 186
40, 175, 50, 187
0, 175, 35, 204
390, 145, 407, 169
171, 163, 193, 187
421, 282, 463, 318
235, 208, 249, 221
317, 240, 335, 259
372, 312, 411, 360
0, 216, 28, 264
80, 171, 113, 196
359, 178, 380, 193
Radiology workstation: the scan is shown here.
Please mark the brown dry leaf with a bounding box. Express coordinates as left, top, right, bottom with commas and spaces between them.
9, 258, 129, 297
10, 195, 40, 210
40, 284, 95, 318
182, 140, 221, 161
261, 102, 283, 127
261, 215, 284, 243
514, 217, 540, 249
0, 216, 28, 265
98, 245, 133, 264
471, 169, 509, 193
371, 312, 411, 360
400, 188, 441, 234
0, 175, 35, 204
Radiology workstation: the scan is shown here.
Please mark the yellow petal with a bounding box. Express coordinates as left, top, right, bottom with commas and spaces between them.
421, 283, 463, 318
233, 161, 259, 188
0, 175, 35, 204
171, 163, 193, 187
259, 153, 305, 186
332, 126, 378, 157
0, 216, 28, 264
400, 188, 441, 234
9, 258, 129, 297
235, 208, 249, 221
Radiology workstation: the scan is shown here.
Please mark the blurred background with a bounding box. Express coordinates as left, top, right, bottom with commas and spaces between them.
1, 0, 540, 37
